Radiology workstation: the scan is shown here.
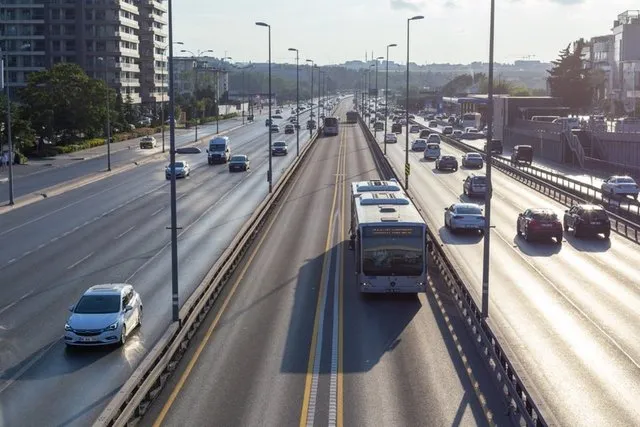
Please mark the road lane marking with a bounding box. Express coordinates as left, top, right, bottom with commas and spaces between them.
0, 290, 34, 316
115, 226, 135, 240
337, 126, 348, 427
152, 141, 308, 427
151, 207, 164, 216
300, 126, 345, 427
66, 252, 94, 270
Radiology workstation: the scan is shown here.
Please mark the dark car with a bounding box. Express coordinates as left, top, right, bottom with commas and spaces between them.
391, 123, 403, 133
461, 152, 484, 169
419, 129, 433, 139
511, 145, 533, 166
517, 208, 563, 244
265, 118, 272, 126
175, 146, 202, 154
484, 139, 504, 155
563, 204, 611, 239
463, 173, 487, 197
271, 141, 288, 156
284, 124, 295, 134
228, 155, 250, 172
435, 155, 458, 171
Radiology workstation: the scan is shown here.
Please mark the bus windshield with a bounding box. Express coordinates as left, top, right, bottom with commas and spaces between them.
361, 226, 424, 276
324, 117, 338, 127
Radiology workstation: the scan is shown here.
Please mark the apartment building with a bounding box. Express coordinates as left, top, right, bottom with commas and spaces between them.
0, 0, 168, 106
173, 56, 229, 98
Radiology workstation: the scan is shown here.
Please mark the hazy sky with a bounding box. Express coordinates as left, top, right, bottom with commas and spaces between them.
172, 0, 632, 65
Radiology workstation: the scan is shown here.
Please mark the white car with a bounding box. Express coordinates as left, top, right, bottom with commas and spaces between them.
601, 176, 639, 199
64, 284, 142, 347
444, 203, 485, 233
384, 133, 397, 143
452, 130, 464, 139
411, 139, 427, 151
409, 125, 421, 133
426, 134, 441, 144
423, 143, 441, 160
165, 161, 190, 179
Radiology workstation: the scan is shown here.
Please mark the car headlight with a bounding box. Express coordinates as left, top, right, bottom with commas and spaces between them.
64, 323, 72, 332
106, 321, 118, 331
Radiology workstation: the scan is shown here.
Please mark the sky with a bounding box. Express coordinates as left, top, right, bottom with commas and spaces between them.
172, 0, 634, 65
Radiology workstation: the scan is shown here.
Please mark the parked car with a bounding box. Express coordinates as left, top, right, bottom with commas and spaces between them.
411, 139, 427, 151
442, 126, 453, 135
423, 143, 441, 160
64, 284, 142, 347
461, 152, 484, 168
271, 141, 288, 156
165, 161, 190, 179
511, 145, 533, 166
435, 155, 458, 171
410, 124, 421, 133
516, 208, 563, 244
391, 123, 403, 133
384, 133, 398, 143
228, 154, 250, 172
444, 203, 485, 233
139, 136, 157, 149
563, 204, 611, 239
284, 124, 295, 134
463, 173, 487, 197
600, 175, 639, 199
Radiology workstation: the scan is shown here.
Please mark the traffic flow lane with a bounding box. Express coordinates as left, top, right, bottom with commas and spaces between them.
0, 103, 330, 427
382, 130, 640, 426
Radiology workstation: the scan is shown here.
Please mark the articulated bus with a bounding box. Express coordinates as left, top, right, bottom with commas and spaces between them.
323, 117, 339, 136
349, 184, 428, 294
461, 112, 481, 130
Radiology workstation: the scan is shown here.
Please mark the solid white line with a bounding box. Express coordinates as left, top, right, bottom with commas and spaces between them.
66, 252, 94, 270
115, 225, 135, 240
0, 338, 60, 395
151, 207, 163, 217
328, 232, 340, 427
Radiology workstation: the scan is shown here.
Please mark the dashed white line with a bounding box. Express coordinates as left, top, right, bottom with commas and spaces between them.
66, 252, 94, 270
22, 250, 32, 257
0, 290, 34, 316
37, 243, 45, 250
151, 207, 164, 216
7, 258, 16, 264
115, 226, 135, 240
50, 236, 58, 243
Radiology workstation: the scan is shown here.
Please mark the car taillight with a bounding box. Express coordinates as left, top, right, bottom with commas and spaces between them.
529, 220, 539, 228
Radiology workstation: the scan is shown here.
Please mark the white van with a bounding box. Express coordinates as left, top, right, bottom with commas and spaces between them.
423, 143, 441, 160
207, 136, 231, 164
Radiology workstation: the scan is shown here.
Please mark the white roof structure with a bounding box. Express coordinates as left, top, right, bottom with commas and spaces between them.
353, 191, 425, 225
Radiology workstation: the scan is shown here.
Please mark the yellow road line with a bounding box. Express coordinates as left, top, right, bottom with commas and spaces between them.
299, 127, 345, 427
336, 125, 348, 427
152, 158, 308, 427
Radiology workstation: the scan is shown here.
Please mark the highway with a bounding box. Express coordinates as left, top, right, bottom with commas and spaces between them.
140, 103, 509, 427
0, 116, 245, 204
375, 120, 640, 426
0, 104, 318, 427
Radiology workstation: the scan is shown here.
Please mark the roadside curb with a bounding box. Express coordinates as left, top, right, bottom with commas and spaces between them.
0, 121, 248, 215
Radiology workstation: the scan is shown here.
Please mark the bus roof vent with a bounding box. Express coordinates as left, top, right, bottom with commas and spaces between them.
356, 181, 401, 193
379, 206, 397, 213
360, 193, 409, 205
380, 215, 399, 222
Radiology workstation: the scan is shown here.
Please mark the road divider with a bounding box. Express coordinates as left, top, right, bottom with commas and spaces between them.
93, 127, 322, 427
359, 114, 548, 427
0, 121, 249, 216
406, 119, 640, 244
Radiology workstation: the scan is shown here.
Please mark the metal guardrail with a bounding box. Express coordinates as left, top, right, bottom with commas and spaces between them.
407, 119, 640, 244
358, 115, 547, 427
93, 128, 323, 427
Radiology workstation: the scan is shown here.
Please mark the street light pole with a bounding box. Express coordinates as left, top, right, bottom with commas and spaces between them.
97, 56, 111, 171
180, 48, 214, 142
405, 15, 424, 190
217, 56, 232, 134
385, 44, 397, 155
306, 59, 314, 137
161, 50, 166, 153
256, 22, 272, 192
1, 48, 15, 205
168, 0, 179, 322
481, 0, 495, 319
288, 48, 300, 156
374, 56, 383, 138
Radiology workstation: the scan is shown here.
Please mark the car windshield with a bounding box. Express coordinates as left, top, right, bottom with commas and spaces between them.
441, 156, 454, 161
456, 206, 482, 215
617, 177, 635, 184
472, 176, 487, 184
74, 294, 121, 314
414, 140, 426, 145
231, 156, 246, 162
210, 144, 226, 151
588, 209, 608, 220
532, 211, 558, 221
274, 142, 286, 147
467, 153, 482, 159
169, 162, 184, 168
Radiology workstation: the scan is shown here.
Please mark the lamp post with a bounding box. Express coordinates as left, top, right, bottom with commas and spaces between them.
288, 48, 300, 156
218, 55, 232, 134
256, 21, 273, 193
97, 57, 112, 172
481, 0, 496, 319
405, 15, 424, 190
180, 48, 214, 142
317, 67, 322, 131
306, 59, 314, 137
368, 63, 374, 126
384, 44, 397, 155
374, 56, 383, 137
167, 0, 179, 322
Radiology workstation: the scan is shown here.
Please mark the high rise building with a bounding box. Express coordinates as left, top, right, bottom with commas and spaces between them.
0, 0, 168, 106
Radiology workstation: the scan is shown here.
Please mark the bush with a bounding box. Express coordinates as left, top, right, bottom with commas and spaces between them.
54, 137, 104, 154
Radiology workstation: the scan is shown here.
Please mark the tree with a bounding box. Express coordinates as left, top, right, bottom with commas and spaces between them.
547, 41, 593, 112
20, 63, 112, 143
0, 94, 36, 154
123, 93, 136, 125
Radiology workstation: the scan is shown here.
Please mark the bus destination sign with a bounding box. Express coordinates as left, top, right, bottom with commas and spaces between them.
364, 226, 421, 237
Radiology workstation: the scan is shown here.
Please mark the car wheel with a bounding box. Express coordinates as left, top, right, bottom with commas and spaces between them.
119, 325, 127, 346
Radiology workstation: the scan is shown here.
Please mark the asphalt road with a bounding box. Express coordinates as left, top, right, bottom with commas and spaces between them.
140, 106, 508, 427
0, 117, 250, 205
376, 122, 640, 426
0, 104, 321, 427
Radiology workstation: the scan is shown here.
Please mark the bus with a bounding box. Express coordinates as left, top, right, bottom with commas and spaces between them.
349, 186, 428, 294
346, 111, 358, 124
323, 117, 339, 136
461, 112, 481, 129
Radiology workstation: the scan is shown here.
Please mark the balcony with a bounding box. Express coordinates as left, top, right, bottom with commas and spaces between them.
115, 62, 140, 72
